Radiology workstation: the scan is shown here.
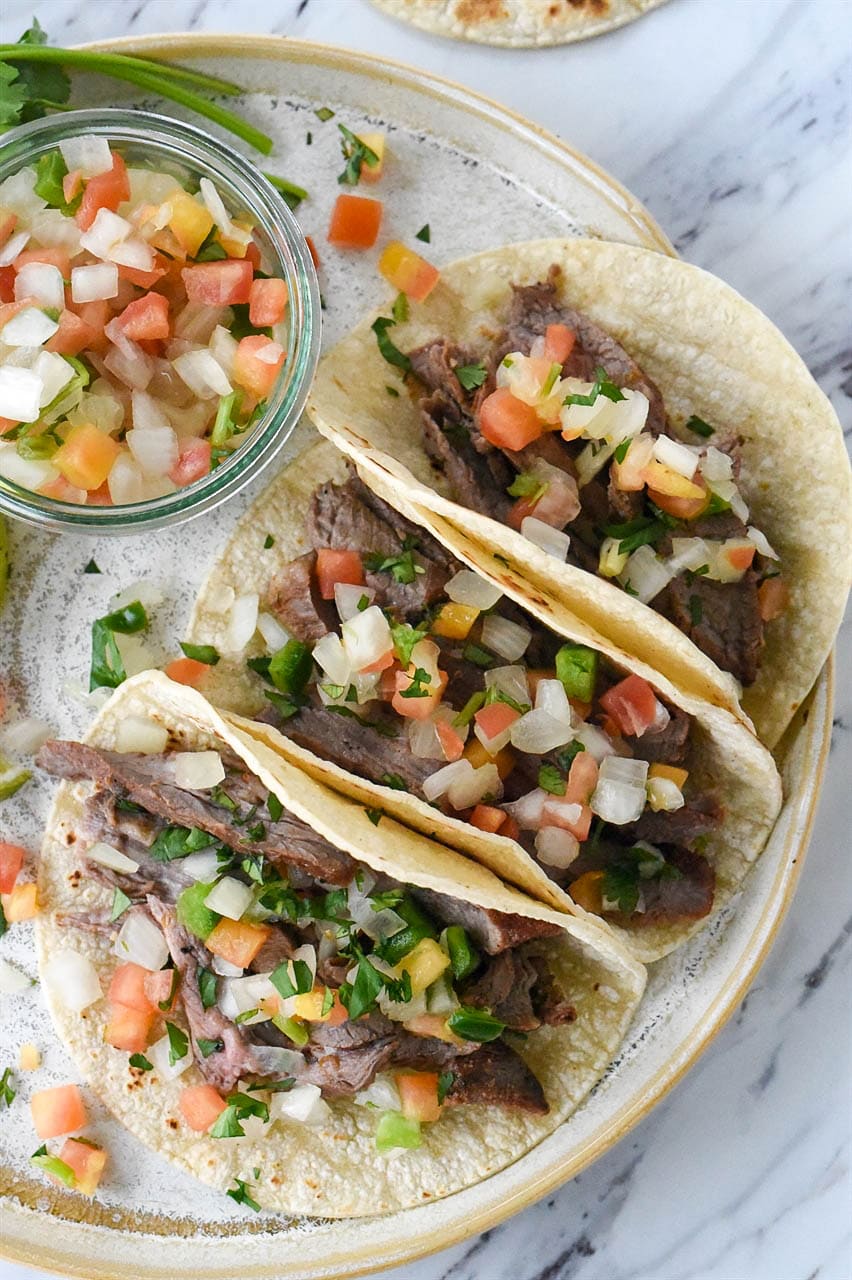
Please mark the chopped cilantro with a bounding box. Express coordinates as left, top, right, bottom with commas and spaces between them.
456, 361, 487, 391
83, 559, 100, 574
179, 642, 220, 665
0, 1067, 16, 1108
392, 291, 409, 323
371, 316, 412, 371
538, 763, 566, 795
563, 365, 625, 407
198, 968, 217, 1009
415, 224, 431, 243
263, 533, 275, 549
149, 825, 213, 862
602, 845, 681, 914
452, 690, 485, 727
437, 1070, 454, 1103
380, 772, 409, 791
315, 106, 335, 122
601, 515, 667, 556
685, 414, 714, 438
399, 666, 432, 699
365, 807, 383, 826
129, 1053, 152, 1071
165, 1022, 189, 1066
364, 538, 423, 585
267, 791, 283, 822
385, 384, 400, 397
197, 1038, 223, 1058
507, 472, 545, 500
462, 642, 494, 669
337, 123, 380, 185
613, 438, 631, 464
270, 958, 313, 1000
109, 888, 132, 922
227, 1177, 261, 1211
89, 600, 148, 691
688, 594, 703, 625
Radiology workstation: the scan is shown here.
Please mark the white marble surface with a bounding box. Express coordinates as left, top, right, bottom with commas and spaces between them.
0, 1, 850, 1278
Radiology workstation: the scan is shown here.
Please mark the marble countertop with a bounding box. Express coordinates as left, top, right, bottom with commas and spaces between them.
0, 1, 849, 1278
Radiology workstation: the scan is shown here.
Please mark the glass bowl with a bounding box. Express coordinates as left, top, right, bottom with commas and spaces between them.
0, 108, 320, 534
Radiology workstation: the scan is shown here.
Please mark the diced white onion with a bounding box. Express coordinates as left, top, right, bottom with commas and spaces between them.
534, 678, 577, 727
59, 134, 113, 178
699, 446, 733, 484
172, 349, 232, 399
729, 489, 749, 523
422, 759, 472, 803
86, 841, 140, 874
172, 750, 225, 791
226, 592, 259, 653
113, 714, 169, 754
0, 717, 54, 755
600, 755, 649, 787
408, 715, 446, 760
445, 569, 502, 610
649, 700, 670, 733
29, 207, 81, 252
574, 722, 617, 762
251, 1045, 306, 1078
208, 324, 238, 377
447, 762, 501, 809
590, 757, 649, 825
114, 913, 169, 971
652, 434, 700, 478
520, 516, 571, 561
535, 826, 580, 869
481, 613, 531, 661
212, 956, 243, 977
108, 236, 155, 271
647, 777, 685, 813
575, 439, 617, 487
0, 366, 42, 422
174, 302, 223, 343
510, 708, 574, 754
354, 1073, 401, 1111
204, 876, 253, 921
0, 958, 32, 995
79, 208, 133, 259
105, 453, 144, 504
0, 443, 57, 488
33, 350, 75, 407
71, 263, 119, 304
218, 972, 276, 1021
1, 306, 58, 348
0, 229, 31, 267
256, 610, 290, 654
103, 343, 154, 391
667, 537, 712, 576
181, 849, 221, 882
620, 544, 675, 604
129, 390, 169, 432
504, 787, 548, 831
313, 632, 351, 685
341, 605, 392, 671
271, 1083, 331, 1126
14, 262, 64, 312
42, 949, 102, 1011
334, 581, 374, 621
126, 426, 179, 478
147, 1031, 192, 1081
484, 665, 529, 708
747, 525, 778, 559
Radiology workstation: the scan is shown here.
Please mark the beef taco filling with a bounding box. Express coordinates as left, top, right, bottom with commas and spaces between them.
257, 469, 722, 928
397, 269, 787, 687
38, 737, 578, 1150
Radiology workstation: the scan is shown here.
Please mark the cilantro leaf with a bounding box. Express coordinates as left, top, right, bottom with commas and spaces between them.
165, 1021, 189, 1067
685, 414, 714, 438
0, 1067, 16, 1108
415, 224, 431, 243
110, 888, 132, 922
198, 967, 217, 1009
563, 365, 625, 407
538, 763, 566, 795
129, 1053, 153, 1071
456, 362, 487, 391
226, 1177, 261, 1211
337, 123, 379, 185
179, 642, 220, 665
372, 316, 412, 371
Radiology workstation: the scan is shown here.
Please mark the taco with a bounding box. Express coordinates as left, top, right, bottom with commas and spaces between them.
371, 0, 666, 48
185, 441, 781, 962
35, 670, 644, 1218
306, 239, 851, 748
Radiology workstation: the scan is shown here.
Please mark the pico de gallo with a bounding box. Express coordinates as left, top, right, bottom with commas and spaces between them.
227, 469, 723, 929
396, 269, 788, 687
0, 137, 290, 504
37, 731, 581, 1159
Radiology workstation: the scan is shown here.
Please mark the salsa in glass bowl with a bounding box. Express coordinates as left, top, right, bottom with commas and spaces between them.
0, 109, 320, 534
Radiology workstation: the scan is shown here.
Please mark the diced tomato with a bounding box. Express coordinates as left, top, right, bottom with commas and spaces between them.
179, 1084, 227, 1132
232, 334, 285, 398
86, 481, 113, 506
474, 701, 520, 745
305, 235, 320, 269
31, 1084, 87, 1139
507, 495, 540, 531
1, 881, 38, 921
45, 309, 94, 357
75, 152, 130, 231
109, 962, 157, 1013
316, 547, 364, 600
723, 542, 756, 573
0, 265, 15, 302
360, 649, 395, 674
646, 484, 709, 520
397, 1071, 441, 1123
62, 169, 83, 205
14, 247, 72, 277
168, 437, 211, 489
469, 804, 507, 834
71, 299, 110, 353
181, 259, 253, 306
378, 241, 440, 302
143, 968, 177, 1010
205, 917, 271, 969
54, 423, 120, 491
0, 417, 19, 435
758, 576, 789, 621
500, 814, 521, 842
117, 291, 170, 341
249, 277, 288, 327
327, 193, 383, 249
104, 1004, 154, 1054
392, 666, 447, 720
244, 240, 261, 271
542, 799, 592, 842
164, 657, 208, 688
57, 1138, 107, 1196
117, 260, 167, 289
569, 869, 605, 915
435, 719, 465, 762
542, 323, 576, 364
599, 674, 659, 737
479, 388, 543, 450
38, 475, 86, 504
0, 211, 17, 249
565, 751, 599, 806
0, 842, 25, 894
379, 664, 400, 699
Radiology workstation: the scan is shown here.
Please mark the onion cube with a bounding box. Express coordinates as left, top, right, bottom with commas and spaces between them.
272, 1082, 331, 1126
147, 1032, 192, 1081
652, 434, 700, 478
85, 841, 140, 874
114, 715, 169, 754
114, 913, 169, 971
204, 875, 253, 921
0, 229, 31, 268
520, 517, 571, 561
59, 135, 113, 179
445, 570, 502, 610
79, 208, 133, 259
42, 949, 102, 1011
172, 349, 232, 399
0, 366, 42, 422
1, 307, 59, 348
535, 826, 580, 869
172, 751, 225, 791
226, 592, 259, 652
126, 426, 179, 478
14, 262, 64, 313
33, 350, 75, 407
71, 263, 119, 304
510, 708, 574, 754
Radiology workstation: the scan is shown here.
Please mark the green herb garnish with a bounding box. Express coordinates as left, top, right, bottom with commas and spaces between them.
165, 1021, 189, 1067
456, 361, 487, 391
685, 414, 714, 438
179, 642, 220, 666
337, 122, 380, 185
371, 316, 412, 371
415, 224, 431, 243
129, 1053, 152, 1071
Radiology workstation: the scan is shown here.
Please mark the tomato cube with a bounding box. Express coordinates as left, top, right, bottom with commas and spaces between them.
45, 309, 93, 357
599, 674, 659, 737
117, 291, 170, 341
179, 1084, 227, 1132
181, 259, 253, 306
31, 1084, 87, 1139
0, 265, 14, 303
474, 701, 520, 743
205, 917, 271, 969
71, 300, 110, 353
397, 1071, 441, 1123
469, 804, 507, 834
117, 260, 167, 289
169, 437, 211, 488
435, 719, 465, 762
14, 247, 72, 278
327, 194, 383, 249
232, 334, 285, 398
0, 842, 25, 894
316, 548, 364, 600
1, 881, 38, 921
392, 666, 447, 720
164, 657, 208, 688
249, 277, 288, 327
58, 1138, 107, 1196
104, 1004, 155, 1054
143, 968, 177, 1010
108, 962, 156, 1013
564, 751, 599, 805
378, 241, 440, 302
54, 423, 120, 491
542, 323, 576, 364
75, 153, 130, 232
479, 388, 543, 450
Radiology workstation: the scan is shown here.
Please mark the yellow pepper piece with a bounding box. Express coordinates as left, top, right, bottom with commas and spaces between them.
357, 132, 385, 183
642, 459, 704, 499
569, 870, 605, 915
291, 988, 331, 1022
19, 1043, 41, 1071
394, 938, 450, 995
431, 602, 480, 639
648, 763, 689, 788
166, 187, 215, 257
464, 737, 516, 780
219, 216, 254, 258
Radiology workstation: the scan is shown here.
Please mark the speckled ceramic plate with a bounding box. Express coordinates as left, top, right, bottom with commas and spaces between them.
0, 33, 832, 1280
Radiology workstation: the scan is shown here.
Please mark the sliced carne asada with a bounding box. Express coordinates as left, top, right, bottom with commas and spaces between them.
443, 1041, 548, 1114
410, 885, 561, 953
461, 949, 541, 1032
268, 550, 337, 645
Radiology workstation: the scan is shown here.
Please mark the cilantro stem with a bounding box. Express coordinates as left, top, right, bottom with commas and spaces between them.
0, 47, 274, 155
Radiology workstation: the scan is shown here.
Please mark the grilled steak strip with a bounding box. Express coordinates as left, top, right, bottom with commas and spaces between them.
444, 1042, 548, 1114
410, 885, 561, 954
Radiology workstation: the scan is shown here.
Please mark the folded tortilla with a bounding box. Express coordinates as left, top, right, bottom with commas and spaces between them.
305, 239, 851, 749
187, 441, 782, 962
370, 0, 666, 48
36, 670, 645, 1218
